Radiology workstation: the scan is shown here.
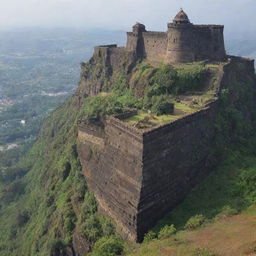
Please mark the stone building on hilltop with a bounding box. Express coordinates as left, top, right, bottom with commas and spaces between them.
126, 9, 226, 63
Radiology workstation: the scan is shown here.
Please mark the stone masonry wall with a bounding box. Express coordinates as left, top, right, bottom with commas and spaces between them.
137, 103, 218, 239
78, 117, 144, 241
78, 101, 220, 242
135, 56, 255, 240
193, 25, 226, 61
126, 23, 226, 64
142, 32, 167, 63
77, 57, 255, 242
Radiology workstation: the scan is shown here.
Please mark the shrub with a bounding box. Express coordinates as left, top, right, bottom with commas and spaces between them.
64, 216, 75, 234
176, 64, 208, 93
82, 215, 102, 243
49, 239, 67, 256
185, 214, 205, 230
238, 167, 256, 204
83, 91, 142, 120
117, 89, 142, 109
158, 224, 176, 239
83, 95, 123, 119
219, 88, 229, 103
81, 192, 98, 218
215, 205, 238, 220
46, 195, 55, 207
150, 64, 178, 95
62, 161, 71, 181
151, 100, 174, 116
90, 236, 124, 256
16, 211, 30, 227
1, 180, 26, 203
0, 166, 27, 182
99, 217, 115, 237
146, 84, 164, 97
8, 227, 17, 240
112, 73, 127, 94
143, 230, 157, 243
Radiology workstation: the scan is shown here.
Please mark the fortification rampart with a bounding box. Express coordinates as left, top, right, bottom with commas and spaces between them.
77, 56, 256, 242
125, 10, 227, 64
78, 100, 219, 241
137, 102, 219, 238
91, 10, 227, 68
78, 115, 144, 241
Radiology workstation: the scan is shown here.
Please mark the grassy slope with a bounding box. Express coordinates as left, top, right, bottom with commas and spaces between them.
0, 56, 126, 255
126, 148, 256, 255
0, 98, 81, 255
0, 97, 117, 255
0, 60, 255, 256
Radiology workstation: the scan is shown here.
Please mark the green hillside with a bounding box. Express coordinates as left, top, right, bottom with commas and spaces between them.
0, 58, 256, 256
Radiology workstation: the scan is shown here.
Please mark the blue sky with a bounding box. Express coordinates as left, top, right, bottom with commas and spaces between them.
0, 0, 255, 37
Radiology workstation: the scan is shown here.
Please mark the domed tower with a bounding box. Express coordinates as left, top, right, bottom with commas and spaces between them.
173, 9, 190, 24
165, 9, 195, 63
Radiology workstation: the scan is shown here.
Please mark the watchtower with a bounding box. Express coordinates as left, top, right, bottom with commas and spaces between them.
166, 9, 195, 63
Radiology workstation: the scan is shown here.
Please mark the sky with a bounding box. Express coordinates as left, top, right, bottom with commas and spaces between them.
0, 0, 255, 37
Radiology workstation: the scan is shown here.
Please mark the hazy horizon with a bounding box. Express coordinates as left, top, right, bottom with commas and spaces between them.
0, 0, 255, 39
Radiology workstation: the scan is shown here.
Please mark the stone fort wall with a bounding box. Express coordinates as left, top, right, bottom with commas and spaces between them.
126, 24, 226, 64
90, 10, 227, 65
77, 101, 219, 242
93, 23, 226, 66
77, 117, 144, 241
77, 56, 255, 242
138, 102, 218, 239
90, 19, 226, 73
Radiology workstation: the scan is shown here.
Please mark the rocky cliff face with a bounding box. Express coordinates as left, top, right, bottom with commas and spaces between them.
76, 45, 137, 104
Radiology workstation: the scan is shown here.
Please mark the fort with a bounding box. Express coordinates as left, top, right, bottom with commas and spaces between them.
127, 9, 226, 63
93, 9, 226, 69
76, 10, 256, 243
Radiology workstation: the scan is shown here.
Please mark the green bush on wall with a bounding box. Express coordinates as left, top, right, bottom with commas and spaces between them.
185, 214, 205, 230
158, 224, 177, 239
151, 97, 174, 116
89, 236, 124, 256
143, 230, 157, 243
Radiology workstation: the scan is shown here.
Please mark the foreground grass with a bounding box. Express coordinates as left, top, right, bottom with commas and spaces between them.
127, 209, 256, 256
126, 147, 256, 256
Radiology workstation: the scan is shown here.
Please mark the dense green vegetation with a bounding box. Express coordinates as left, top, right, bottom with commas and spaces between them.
0, 97, 123, 255
83, 63, 209, 121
